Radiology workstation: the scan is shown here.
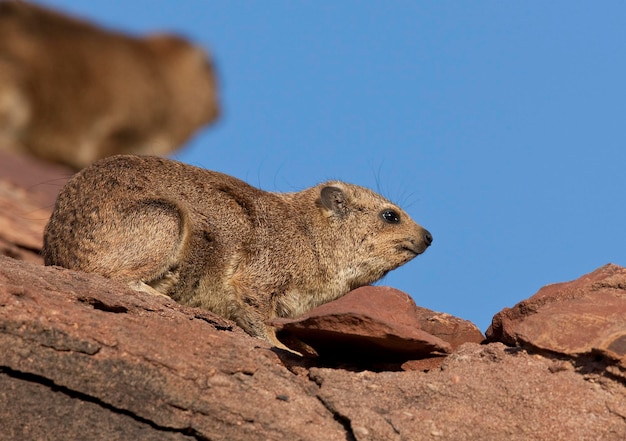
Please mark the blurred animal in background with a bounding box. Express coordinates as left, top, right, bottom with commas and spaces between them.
0, 1, 219, 169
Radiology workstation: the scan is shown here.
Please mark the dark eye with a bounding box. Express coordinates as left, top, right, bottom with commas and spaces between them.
381, 209, 401, 224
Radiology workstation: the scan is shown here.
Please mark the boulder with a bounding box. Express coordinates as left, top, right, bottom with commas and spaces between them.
0, 182, 46, 264
270, 286, 484, 365
0, 256, 348, 441
487, 264, 626, 377
1, 259, 625, 440
311, 343, 626, 440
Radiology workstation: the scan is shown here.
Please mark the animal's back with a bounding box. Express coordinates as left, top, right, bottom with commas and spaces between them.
43, 155, 260, 286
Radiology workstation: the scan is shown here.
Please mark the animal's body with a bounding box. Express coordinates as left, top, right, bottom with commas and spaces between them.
0, 2, 218, 169
43, 155, 432, 347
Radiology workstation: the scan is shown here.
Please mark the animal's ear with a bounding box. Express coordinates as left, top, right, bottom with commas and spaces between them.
319, 186, 349, 216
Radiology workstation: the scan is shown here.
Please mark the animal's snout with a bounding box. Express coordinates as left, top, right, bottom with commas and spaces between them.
422, 229, 433, 247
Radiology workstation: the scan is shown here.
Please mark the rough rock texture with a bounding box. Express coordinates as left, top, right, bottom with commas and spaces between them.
412, 302, 485, 350
0, 256, 347, 441
2, 153, 626, 440
0, 180, 45, 263
271, 286, 484, 363
2, 257, 626, 440
487, 263, 626, 380
311, 344, 626, 441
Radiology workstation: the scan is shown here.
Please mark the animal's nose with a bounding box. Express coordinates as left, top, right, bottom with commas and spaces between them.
422, 229, 433, 247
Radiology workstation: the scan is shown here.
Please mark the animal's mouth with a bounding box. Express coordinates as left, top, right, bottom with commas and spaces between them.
400, 243, 424, 256
399, 237, 431, 256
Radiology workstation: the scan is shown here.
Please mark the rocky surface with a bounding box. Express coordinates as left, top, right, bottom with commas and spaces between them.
311, 345, 626, 440
0, 256, 349, 441
1, 153, 626, 440
2, 256, 626, 440
0, 150, 72, 206
487, 263, 626, 380
0, 151, 69, 264
271, 286, 484, 365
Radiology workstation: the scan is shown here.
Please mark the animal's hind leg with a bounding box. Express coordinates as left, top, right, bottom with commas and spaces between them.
79, 198, 190, 294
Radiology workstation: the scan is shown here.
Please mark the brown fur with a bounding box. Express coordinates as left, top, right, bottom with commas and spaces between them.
43, 155, 433, 348
0, 2, 219, 169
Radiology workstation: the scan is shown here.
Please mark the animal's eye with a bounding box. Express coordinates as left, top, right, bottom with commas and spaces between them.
381, 209, 401, 224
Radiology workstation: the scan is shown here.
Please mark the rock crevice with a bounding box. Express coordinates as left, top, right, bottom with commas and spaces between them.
0, 365, 205, 440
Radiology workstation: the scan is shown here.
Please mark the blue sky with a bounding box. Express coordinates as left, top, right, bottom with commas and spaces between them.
39, 1, 626, 332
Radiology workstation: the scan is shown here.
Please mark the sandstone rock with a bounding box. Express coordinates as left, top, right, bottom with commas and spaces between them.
487, 264, 626, 373
2, 256, 626, 440
2, 152, 626, 440
0, 150, 72, 207
271, 286, 483, 365
310, 343, 626, 440
412, 303, 485, 350
0, 256, 347, 441
0, 151, 71, 264
0, 181, 49, 264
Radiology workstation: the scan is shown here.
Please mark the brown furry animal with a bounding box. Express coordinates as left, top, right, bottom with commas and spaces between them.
0, 2, 219, 169
43, 155, 432, 349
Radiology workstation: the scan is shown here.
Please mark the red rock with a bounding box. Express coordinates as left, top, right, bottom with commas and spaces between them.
0, 150, 73, 207
310, 343, 626, 440
3, 152, 626, 440
412, 306, 484, 350
2, 254, 626, 439
0, 180, 52, 264
0, 256, 348, 441
401, 356, 447, 372
271, 286, 483, 361
0, 151, 72, 263
487, 264, 626, 368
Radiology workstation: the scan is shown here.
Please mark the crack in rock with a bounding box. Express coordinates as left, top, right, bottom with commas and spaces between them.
0, 365, 211, 441
193, 314, 233, 331
315, 395, 357, 441
77, 296, 129, 314
308, 371, 357, 441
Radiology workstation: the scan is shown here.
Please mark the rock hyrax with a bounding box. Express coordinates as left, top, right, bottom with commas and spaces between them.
0, 2, 219, 169
43, 155, 432, 348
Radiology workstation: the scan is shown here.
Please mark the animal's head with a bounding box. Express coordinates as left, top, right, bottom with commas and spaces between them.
315, 181, 432, 289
